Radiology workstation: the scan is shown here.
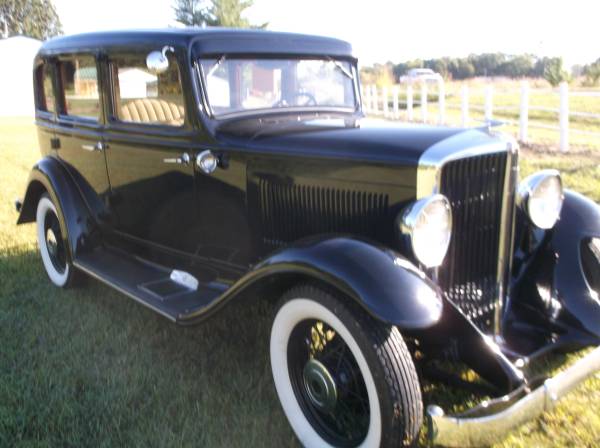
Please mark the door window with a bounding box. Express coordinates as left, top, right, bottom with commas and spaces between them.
111, 53, 186, 127
35, 62, 56, 113
58, 56, 101, 121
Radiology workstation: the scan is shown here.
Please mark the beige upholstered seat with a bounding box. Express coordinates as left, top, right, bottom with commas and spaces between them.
119, 98, 185, 126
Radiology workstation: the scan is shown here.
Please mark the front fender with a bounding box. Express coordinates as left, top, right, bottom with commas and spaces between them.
551, 190, 600, 338
508, 190, 600, 347
17, 156, 99, 258
250, 236, 443, 330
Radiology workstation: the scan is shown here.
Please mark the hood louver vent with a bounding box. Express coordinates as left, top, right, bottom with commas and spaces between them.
258, 179, 390, 248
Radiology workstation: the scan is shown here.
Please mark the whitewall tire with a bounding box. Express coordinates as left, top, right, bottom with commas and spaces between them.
36, 193, 73, 288
270, 284, 423, 447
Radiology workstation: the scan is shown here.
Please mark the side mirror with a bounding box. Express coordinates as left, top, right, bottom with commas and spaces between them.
146, 46, 174, 75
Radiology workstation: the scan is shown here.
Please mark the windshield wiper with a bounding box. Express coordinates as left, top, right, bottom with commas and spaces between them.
207, 55, 226, 78
329, 58, 354, 80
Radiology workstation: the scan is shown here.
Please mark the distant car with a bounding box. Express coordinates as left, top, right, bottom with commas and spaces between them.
15, 28, 600, 448
399, 67, 442, 84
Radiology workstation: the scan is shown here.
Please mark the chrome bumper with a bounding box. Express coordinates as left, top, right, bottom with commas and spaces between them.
427, 346, 600, 447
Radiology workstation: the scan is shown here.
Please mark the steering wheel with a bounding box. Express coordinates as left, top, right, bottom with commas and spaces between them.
274, 92, 317, 107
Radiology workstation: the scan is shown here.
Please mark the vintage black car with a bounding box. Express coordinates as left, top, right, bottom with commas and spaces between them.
16, 28, 600, 447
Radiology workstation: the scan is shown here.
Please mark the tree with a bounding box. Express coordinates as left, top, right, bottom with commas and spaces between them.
448, 58, 475, 80
173, 0, 266, 28
499, 54, 534, 78
584, 59, 600, 86
173, 0, 212, 27
543, 57, 569, 87
1, 0, 62, 40
469, 53, 506, 77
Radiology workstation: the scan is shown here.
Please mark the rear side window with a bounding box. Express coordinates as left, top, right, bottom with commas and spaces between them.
58, 56, 101, 120
35, 63, 56, 113
111, 53, 186, 127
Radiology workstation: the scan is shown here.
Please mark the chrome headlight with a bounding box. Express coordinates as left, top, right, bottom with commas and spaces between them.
399, 194, 452, 268
518, 170, 564, 229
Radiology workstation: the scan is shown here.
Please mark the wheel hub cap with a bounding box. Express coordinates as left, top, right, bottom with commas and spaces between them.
46, 228, 58, 257
302, 358, 337, 413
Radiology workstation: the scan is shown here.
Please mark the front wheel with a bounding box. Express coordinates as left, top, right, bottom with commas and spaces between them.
270, 284, 423, 447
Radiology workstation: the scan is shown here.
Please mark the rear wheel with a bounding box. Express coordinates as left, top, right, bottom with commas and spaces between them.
270, 284, 422, 447
36, 193, 78, 288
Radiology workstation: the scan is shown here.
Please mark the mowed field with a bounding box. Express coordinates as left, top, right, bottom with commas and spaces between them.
1, 116, 600, 447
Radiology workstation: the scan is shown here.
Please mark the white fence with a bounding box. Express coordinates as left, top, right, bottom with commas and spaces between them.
361, 81, 600, 152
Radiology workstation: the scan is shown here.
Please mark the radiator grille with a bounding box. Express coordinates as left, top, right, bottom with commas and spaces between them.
258, 179, 389, 248
438, 152, 508, 331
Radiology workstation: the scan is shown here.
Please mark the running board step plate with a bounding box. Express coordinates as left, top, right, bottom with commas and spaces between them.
74, 247, 226, 322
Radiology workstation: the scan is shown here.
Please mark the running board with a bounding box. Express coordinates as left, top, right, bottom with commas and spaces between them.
74, 247, 227, 322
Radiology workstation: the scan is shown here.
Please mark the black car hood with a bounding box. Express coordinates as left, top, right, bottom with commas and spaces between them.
219, 118, 503, 166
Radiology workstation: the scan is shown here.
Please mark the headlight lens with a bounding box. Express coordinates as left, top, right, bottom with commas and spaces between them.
518, 170, 564, 229
400, 194, 452, 268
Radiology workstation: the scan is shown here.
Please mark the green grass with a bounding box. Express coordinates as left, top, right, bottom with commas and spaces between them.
1, 117, 600, 447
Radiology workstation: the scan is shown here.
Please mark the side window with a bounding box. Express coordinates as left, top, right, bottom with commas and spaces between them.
111, 53, 186, 127
35, 62, 56, 113
58, 56, 101, 120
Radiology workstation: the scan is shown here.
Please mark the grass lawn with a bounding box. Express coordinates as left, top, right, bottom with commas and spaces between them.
1, 117, 600, 447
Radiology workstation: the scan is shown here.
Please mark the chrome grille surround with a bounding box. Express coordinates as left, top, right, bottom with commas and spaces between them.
416, 131, 519, 334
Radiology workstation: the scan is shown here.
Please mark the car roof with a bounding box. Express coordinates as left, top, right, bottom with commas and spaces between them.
38, 28, 355, 59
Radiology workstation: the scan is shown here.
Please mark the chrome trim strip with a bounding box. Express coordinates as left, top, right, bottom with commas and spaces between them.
494, 139, 519, 334
427, 346, 600, 447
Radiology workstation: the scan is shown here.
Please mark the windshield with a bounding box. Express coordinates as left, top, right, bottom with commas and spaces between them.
199, 57, 357, 117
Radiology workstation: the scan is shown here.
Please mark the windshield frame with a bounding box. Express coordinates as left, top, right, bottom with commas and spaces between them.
195, 54, 362, 120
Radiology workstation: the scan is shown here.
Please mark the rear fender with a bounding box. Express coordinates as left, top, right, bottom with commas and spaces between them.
17, 157, 100, 258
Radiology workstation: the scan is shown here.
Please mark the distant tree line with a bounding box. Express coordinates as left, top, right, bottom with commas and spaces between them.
361, 53, 598, 87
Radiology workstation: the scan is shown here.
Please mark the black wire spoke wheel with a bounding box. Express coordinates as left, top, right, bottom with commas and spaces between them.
270, 284, 423, 448
288, 319, 370, 446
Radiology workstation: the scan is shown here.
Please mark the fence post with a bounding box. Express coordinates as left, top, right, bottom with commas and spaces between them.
392, 86, 399, 119
421, 82, 428, 123
461, 85, 469, 127
372, 85, 379, 114
484, 85, 493, 122
382, 87, 389, 117
560, 82, 569, 152
519, 81, 529, 143
407, 85, 413, 121
438, 78, 445, 125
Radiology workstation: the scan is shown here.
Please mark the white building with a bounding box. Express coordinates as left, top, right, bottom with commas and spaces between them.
0, 36, 42, 116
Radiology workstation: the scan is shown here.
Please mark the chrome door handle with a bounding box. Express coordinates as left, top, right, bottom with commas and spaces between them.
81, 142, 105, 152
163, 153, 190, 165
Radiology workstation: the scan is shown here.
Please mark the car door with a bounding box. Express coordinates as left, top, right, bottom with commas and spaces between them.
102, 49, 198, 256
54, 53, 111, 206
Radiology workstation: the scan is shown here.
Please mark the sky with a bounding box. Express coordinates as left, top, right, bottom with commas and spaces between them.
52, 0, 599, 67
